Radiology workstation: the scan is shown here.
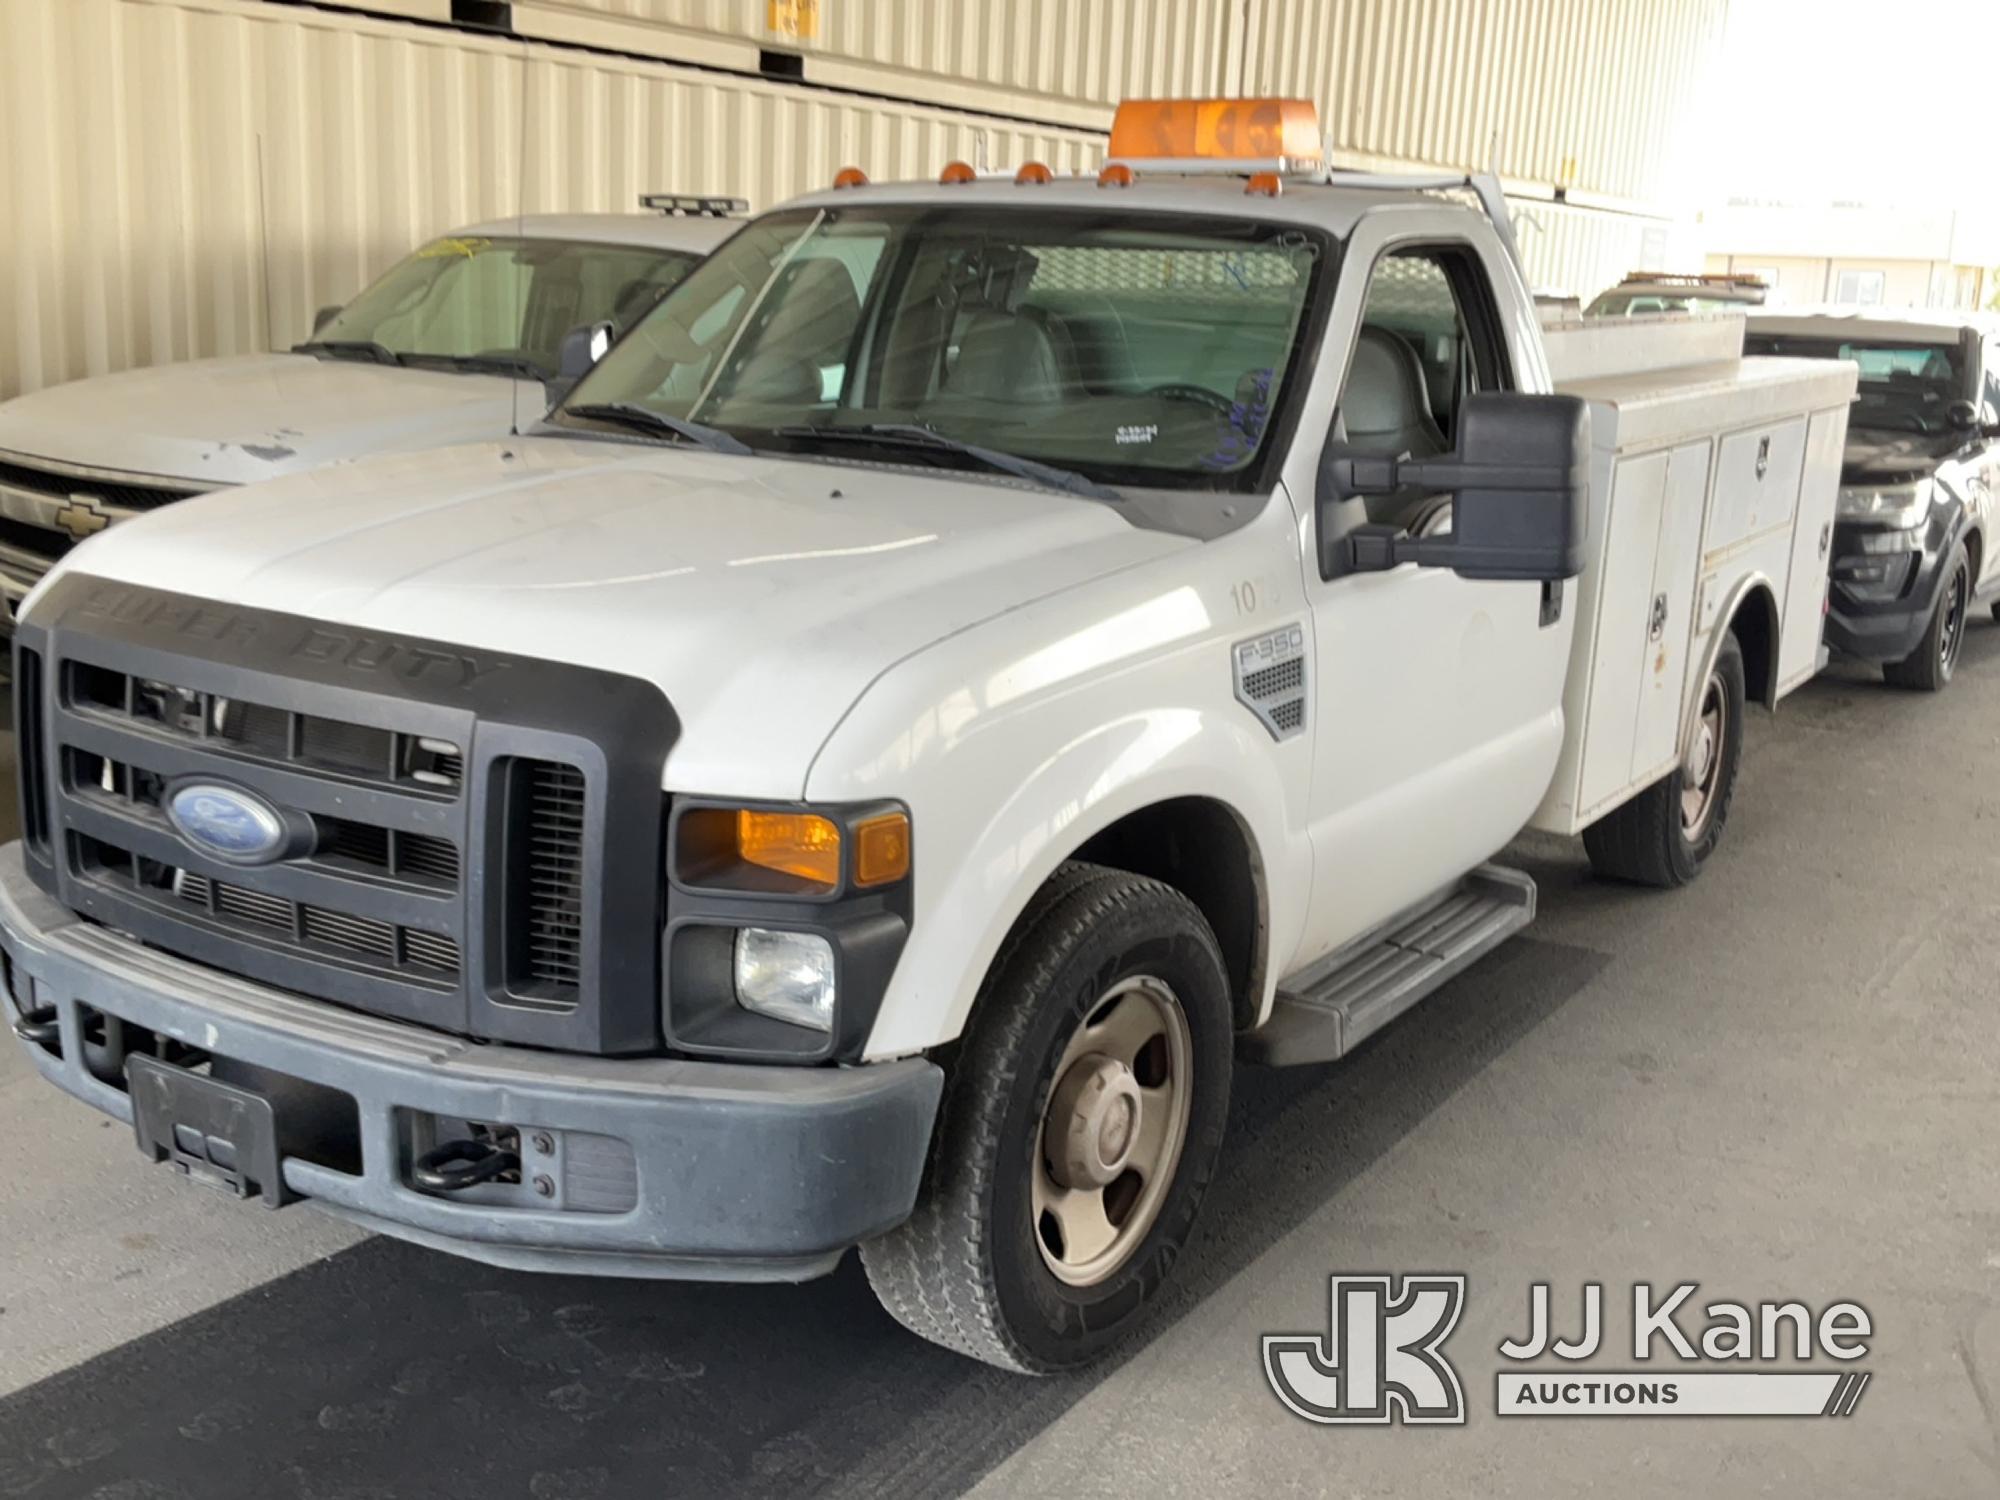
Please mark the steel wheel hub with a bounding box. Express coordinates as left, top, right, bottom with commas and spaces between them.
1046, 1053, 1144, 1189
1032, 975, 1193, 1288
1680, 670, 1729, 841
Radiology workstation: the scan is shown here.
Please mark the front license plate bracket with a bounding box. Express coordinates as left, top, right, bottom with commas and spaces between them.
127, 1053, 295, 1207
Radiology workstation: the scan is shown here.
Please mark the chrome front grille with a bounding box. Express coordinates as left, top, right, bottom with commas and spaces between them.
0, 455, 202, 512
0, 453, 206, 604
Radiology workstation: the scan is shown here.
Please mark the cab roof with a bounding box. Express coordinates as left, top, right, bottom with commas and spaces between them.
778, 171, 1471, 240
452, 211, 741, 255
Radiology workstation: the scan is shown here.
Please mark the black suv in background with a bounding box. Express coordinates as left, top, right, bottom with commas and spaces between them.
1747, 310, 2000, 691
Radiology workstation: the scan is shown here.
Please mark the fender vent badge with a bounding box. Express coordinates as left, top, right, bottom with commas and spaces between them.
1234, 623, 1307, 741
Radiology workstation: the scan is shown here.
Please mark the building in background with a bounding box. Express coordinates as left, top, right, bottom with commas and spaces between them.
1703, 199, 2000, 310
1, 0, 1731, 399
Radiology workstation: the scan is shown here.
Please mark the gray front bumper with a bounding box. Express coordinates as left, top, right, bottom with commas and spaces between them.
0, 844, 942, 1281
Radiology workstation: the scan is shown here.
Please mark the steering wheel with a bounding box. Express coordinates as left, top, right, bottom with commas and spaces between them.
1145, 383, 1236, 416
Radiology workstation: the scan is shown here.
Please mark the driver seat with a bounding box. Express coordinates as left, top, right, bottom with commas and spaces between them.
944, 306, 1081, 404
1343, 326, 1449, 530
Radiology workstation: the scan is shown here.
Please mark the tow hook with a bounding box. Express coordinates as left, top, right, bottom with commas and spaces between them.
413, 1136, 521, 1192
10, 1005, 59, 1046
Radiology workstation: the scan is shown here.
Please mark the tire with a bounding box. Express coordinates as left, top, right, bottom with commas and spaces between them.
1885, 540, 1969, 691
860, 861, 1234, 1373
1583, 632, 1746, 888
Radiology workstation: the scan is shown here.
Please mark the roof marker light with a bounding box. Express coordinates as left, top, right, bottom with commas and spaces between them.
939, 161, 977, 185
1097, 162, 1135, 189
1014, 161, 1052, 185
1245, 171, 1282, 197
832, 166, 869, 189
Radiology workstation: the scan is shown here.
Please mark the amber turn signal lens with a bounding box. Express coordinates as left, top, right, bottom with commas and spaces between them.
832, 165, 869, 189
939, 160, 977, 185
1097, 162, 1135, 189
1014, 161, 1052, 185
854, 813, 911, 888
737, 810, 841, 890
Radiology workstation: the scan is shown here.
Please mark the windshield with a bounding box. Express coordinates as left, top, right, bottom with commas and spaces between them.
1744, 333, 1966, 434
307, 235, 703, 377
552, 205, 1330, 493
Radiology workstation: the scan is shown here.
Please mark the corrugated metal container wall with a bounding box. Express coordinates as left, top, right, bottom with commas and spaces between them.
1510, 198, 1673, 302
513, 0, 1239, 125
0, 0, 1102, 399
1239, 0, 1727, 204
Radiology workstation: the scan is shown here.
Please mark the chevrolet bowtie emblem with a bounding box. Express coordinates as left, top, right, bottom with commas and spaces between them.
53, 495, 111, 541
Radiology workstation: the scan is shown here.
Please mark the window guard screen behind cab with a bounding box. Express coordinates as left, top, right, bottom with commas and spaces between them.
561, 205, 1333, 494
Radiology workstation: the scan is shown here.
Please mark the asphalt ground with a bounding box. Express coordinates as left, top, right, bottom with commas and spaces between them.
4, 628, 2000, 1497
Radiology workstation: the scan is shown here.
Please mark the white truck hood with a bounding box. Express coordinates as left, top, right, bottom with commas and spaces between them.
0, 354, 530, 487
50, 437, 1185, 796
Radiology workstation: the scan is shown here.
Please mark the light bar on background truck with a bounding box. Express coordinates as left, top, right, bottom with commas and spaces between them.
638, 193, 749, 217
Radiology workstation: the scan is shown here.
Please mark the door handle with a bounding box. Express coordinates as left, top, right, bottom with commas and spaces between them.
1818, 521, 1831, 559
1755, 435, 1771, 479
1648, 592, 1668, 641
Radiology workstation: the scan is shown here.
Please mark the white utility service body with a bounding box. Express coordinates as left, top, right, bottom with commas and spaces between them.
0, 136, 1854, 1374
1531, 312, 1852, 834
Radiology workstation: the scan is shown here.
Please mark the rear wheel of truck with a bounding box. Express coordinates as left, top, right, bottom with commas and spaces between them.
1582, 632, 1746, 889
861, 862, 1233, 1373
1884, 540, 1968, 691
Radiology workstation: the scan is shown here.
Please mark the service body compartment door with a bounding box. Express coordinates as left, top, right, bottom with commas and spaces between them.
1708, 417, 1806, 553
1577, 451, 1669, 814
1629, 441, 1711, 783
1776, 407, 1846, 691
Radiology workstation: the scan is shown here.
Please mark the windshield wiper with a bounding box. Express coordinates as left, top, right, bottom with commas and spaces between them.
292, 339, 404, 367
562, 402, 753, 456
775, 422, 1119, 501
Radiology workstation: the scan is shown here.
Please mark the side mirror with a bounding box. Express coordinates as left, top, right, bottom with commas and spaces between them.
1946, 399, 1980, 432
547, 319, 616, 405
1317, 391, 1591, 583
312, 304, 342, 335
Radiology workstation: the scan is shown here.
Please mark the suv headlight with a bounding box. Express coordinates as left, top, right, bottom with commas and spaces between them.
1837, 478, 1933, 530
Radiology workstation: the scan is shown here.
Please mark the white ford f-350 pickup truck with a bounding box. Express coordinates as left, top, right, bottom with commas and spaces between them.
1, 100, 1854, 1373
0, 197, 742, 626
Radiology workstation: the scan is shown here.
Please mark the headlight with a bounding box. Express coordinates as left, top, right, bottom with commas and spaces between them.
734, 927, 836, 1031
1836, 478, 1932, 529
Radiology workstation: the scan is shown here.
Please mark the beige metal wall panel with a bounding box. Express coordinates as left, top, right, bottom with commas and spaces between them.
513, 0, 1241, 128
0, 0, 1101, 399
1240, 0, 1725, 205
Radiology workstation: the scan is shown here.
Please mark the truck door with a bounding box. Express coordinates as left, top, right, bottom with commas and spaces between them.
1295, 235, 1571, 962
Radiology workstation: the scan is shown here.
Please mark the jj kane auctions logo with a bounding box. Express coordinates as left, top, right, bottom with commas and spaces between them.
1264, 1277, 1873, 1423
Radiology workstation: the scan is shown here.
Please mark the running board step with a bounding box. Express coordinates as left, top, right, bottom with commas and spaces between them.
1242, 864, 1536, 1067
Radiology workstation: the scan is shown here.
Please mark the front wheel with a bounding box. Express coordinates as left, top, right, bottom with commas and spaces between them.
861, 863, 1233, 1373
1885, 539, 1968, 691
1583, 633, 1747, 888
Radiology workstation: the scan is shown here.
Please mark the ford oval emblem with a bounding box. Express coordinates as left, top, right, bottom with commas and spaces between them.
167, 782, 287, 864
